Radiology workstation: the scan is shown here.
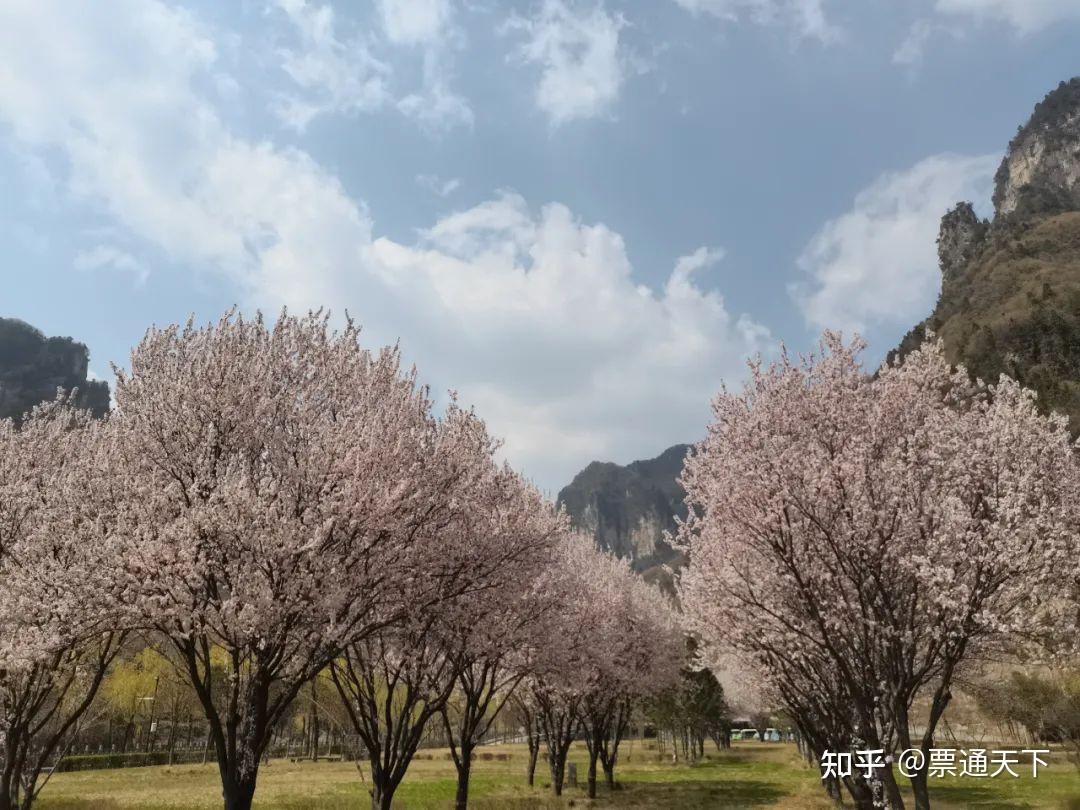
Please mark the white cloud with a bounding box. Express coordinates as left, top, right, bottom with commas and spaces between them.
272, 0, 390, 131
275, 0, 472, 133
933, 0, 1080, 33
893, 19, 936, 66
0, 0, 770, 490
396, 49, 474, 133
507, 0, 627, 125
73, 244, 148, 286
791, 153, 999, 335
672, 0, 841, 43
377, 0, 453, 46
0, 1, 373, 301
270, 0, 470, 134
892, 19, 968, 70
416, 173, 462, 197
369, 195, 772, 484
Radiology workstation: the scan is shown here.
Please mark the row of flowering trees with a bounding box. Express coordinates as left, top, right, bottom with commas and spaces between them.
0, 311, 682, 810
522, 536, 684, 799
677, 333, 1080, 810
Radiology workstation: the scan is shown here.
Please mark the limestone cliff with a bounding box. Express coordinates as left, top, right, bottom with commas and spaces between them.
0, 317, 110, 422
937, 202, 987, 284
556, 444, 688, 576
994, 79, 1080, 219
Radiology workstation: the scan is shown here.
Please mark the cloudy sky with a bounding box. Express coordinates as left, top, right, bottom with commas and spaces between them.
1, 0, 1078, 491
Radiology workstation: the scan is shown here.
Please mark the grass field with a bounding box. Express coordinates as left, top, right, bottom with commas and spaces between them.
31, 741, 1080, 809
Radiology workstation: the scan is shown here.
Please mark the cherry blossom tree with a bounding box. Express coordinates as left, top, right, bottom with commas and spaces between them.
325, 405, 491, 810
523, 533, 662, 798
0, 400, 125, 810
678, 334, 1080, 810
739, 645, 871, 804
435, 475, 568, 810
578, 562, 682, 797
526, 677, 579, 798
521, 534, 593, 797
331, 440, 567, 810
108, 311, 499, 810
331, 614, 458, 810
506, 691, 543, 787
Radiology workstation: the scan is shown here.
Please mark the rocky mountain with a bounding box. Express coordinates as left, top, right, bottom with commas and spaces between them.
994, 79, 1080, 220
563, 78, 1080, 583
0, 317, 110, 422
556, 444, 689, 581
892, 77, 1080, 429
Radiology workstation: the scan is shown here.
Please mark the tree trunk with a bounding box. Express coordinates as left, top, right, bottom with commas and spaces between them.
442, 694, 484, 810
595, 697, 631, 791
602, 759, 615, 789
879, 766, 906, 810
309, 680, 319, 763
212, 708, 272, 810
549, 745, 568, 796
0, 761, 15, 810
220, 775, 258, 810
0, 726, 21, 810
454, 753, 471, 810
905, 686, 953, 810
842, 774, 879, 810
549, 762, 564, 796
526, 741, 538, 787
369, 771, 402, 810
586, 746, 599, 799
910, 769, 930, 810
120, 712, 135, 754
822, 773, 842, 805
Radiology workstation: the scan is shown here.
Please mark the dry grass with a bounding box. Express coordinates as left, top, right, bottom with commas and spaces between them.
31, 740, 1080, 809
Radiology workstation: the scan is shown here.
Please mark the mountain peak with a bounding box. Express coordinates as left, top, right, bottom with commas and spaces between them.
894, 77, 1080, 435
994, 77, 1080, 219
557, 444, 689, 573
938, 201, 988, 284
0, 317, 110, 422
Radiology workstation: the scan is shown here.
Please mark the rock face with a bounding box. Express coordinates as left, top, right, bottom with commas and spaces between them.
938, 202, 988, 284
993, 78, 1080, 219
0, 318, 110, 422
893, 77, 1080, 431
556, 444, 689, 575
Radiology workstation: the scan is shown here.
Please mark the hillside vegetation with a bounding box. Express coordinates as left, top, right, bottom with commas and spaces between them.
895, 212, 1080, 423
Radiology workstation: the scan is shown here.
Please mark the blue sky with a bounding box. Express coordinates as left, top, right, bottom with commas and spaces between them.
1, 0, 1078, 491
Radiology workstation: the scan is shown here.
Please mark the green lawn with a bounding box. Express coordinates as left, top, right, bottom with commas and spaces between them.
31, 741, 1080, 809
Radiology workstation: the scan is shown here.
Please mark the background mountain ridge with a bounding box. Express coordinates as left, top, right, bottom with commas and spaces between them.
563, 76, 1080, 570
